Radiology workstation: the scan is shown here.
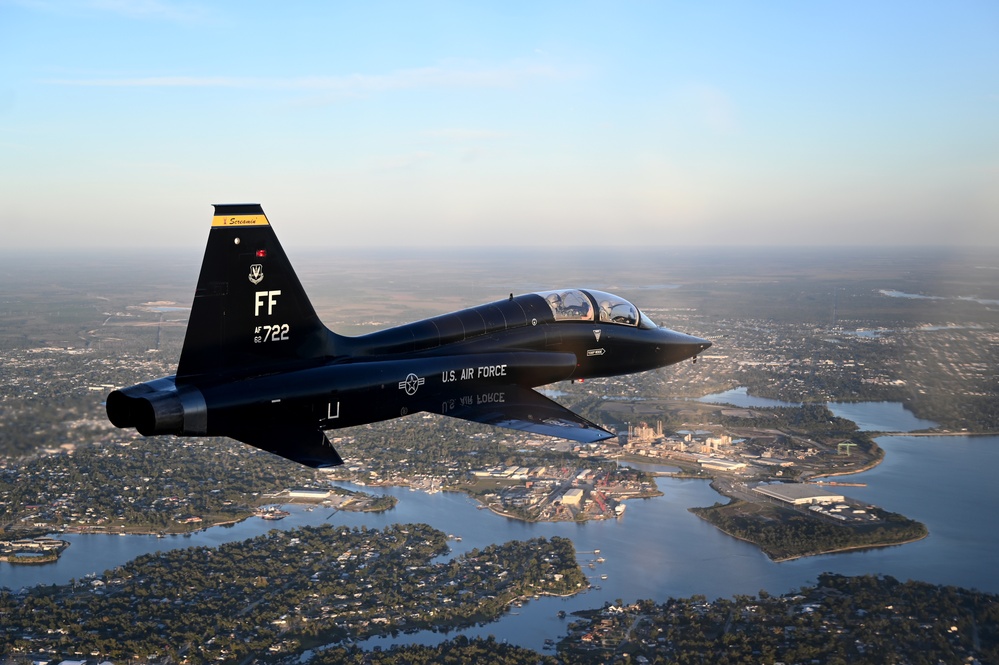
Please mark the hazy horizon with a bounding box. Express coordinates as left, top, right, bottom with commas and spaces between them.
2, 1, 997, 250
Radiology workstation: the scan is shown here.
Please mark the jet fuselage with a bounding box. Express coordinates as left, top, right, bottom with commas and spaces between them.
107, 205, 710, 467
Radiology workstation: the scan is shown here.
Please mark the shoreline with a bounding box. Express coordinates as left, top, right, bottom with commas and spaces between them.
0, 537, 70, 565
691, 506, 929, 563
770, 532, 930, 563
475, 492, 658, 524
805, 455, 883, 481
0, 554, 60, 565
4, 429, 953, 567
685, 446, 931, 562
873, 430, 997, 438
10, 494, 398, 543
359, 478, 658, 524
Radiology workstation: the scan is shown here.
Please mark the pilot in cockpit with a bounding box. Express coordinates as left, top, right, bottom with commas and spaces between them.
599, 300, 612, 322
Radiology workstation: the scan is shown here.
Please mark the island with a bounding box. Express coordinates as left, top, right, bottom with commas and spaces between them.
555, 573, 999, 664
567, 397, 927, 560
2, 523, 993, 664
0, 524, 587, 662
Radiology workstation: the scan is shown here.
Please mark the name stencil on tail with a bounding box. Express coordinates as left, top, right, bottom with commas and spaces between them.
212, 213, 269, 227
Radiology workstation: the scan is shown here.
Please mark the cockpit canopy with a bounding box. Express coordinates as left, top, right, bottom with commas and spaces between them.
535, 289, 658, 329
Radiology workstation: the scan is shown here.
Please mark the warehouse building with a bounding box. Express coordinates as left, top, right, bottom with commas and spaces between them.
753, 483, 845, 506
561, 488, 584, 506
289, 488, 332, 500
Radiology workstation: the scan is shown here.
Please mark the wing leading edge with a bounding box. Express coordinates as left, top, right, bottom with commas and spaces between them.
437, 384, 614, 444
227, 424, 344, 469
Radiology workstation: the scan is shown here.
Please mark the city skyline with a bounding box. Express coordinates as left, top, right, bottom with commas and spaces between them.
2, 0, 997, 250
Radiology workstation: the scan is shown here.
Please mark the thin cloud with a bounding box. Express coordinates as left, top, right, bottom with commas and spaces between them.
370, 151, 435, 172
89, 0, 207, 21
46, 61, 572, 96
677, 84, 739, 135
12, 0, 210, 22
423, 129, 514, 142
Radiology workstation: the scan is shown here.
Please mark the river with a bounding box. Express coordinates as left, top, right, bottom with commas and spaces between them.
1, 402, 996, 653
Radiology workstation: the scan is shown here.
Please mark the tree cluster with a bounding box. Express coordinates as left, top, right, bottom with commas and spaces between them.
690, 500, 927, 561
0, 524, 586, 663
560, 573, 998, 664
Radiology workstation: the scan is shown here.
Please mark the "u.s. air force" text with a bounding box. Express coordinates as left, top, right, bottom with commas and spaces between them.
440, 364, 507, 383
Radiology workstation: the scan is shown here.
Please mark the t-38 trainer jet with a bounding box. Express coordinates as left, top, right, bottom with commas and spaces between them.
107, 204, 711, 467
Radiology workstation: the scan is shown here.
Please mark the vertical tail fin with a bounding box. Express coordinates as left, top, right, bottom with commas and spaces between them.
177, 204, 332, 379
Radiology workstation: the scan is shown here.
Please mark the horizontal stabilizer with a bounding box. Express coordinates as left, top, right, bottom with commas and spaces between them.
440, 385, 613, 444
227, 424, 344, 468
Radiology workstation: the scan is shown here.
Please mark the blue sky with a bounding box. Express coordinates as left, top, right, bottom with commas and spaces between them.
2, 1, 997, 249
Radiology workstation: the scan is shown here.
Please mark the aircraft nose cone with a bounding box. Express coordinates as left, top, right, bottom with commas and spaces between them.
657, 329, 711, 365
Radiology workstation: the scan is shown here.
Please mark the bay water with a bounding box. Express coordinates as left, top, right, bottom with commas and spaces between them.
1, 400, 996, 652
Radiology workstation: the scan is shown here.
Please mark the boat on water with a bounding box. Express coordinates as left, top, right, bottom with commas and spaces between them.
256, 507, 291, 521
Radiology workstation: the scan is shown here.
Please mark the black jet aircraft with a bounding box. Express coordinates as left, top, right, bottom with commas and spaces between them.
107, 204, 711, 467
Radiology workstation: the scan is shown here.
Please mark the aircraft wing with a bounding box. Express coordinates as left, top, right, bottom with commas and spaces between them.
226, 424, 344, 468
437, 384, 614, 444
